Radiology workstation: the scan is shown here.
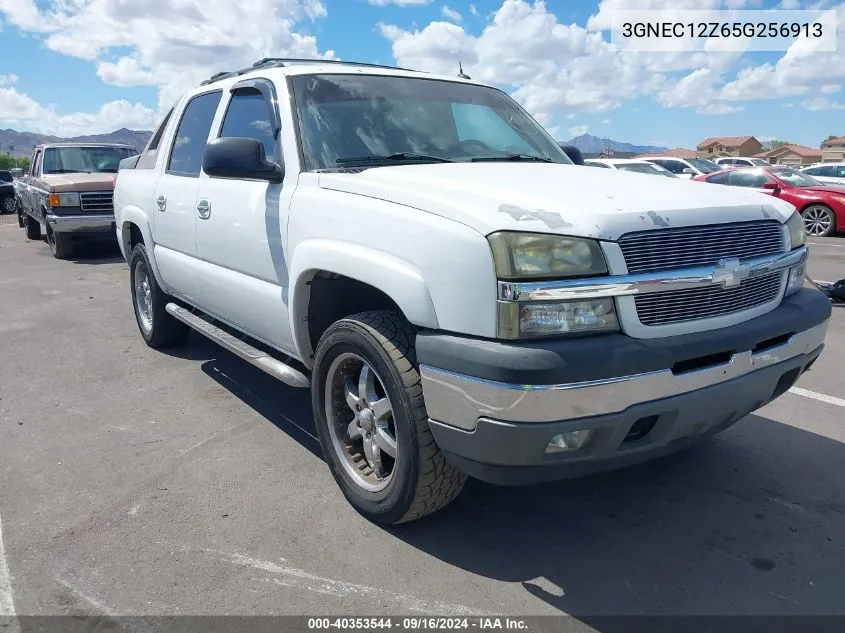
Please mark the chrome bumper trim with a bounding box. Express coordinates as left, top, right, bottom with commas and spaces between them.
46, 214, 115, 233
420, 320, 827, 430
498, 246, 808, 302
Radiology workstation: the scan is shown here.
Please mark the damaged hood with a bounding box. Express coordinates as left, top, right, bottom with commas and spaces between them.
318, 163, 794, 240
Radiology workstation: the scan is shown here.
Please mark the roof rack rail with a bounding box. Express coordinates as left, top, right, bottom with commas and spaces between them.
199, 57, 420, 86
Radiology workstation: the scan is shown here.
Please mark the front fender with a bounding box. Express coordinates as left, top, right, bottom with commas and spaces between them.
118, 207, 167, 289
288, 239, 439, 361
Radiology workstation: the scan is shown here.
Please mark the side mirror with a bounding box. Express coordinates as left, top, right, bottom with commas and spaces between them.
763, 181, 780, 190
202, 137, 284, 183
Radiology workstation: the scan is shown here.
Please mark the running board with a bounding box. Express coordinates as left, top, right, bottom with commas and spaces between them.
165, 303, 310, 388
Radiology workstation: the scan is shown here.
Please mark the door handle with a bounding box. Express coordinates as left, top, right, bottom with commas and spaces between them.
197, 199, 211, 219
156, 194, 166, 211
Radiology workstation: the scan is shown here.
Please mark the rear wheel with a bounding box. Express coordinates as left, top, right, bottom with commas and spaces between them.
46, 225, 73, 259
801, 204, 835, 237
24, 214, 41, 240
17, 204, 24, 228
129, 243, 189, 349
1, 196, 15, 214
312, 310, 466, 524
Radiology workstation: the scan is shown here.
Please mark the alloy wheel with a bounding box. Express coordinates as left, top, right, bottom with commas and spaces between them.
133, 259, 154, 334
802, 205, 833, 236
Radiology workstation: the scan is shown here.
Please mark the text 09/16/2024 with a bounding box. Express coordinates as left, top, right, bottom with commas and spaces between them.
610, 9, 838, 52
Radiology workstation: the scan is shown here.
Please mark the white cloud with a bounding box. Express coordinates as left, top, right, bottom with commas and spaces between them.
801, 97, 845, 110
0, 84, 156, 135
601, 118, 610, 124
0, 73, 19, 86
368, 0, 432, 5
821, 84, 841, 94
0, 0, 334, 120
469, 4, 479, 16
442, 5, 462, 22
696, 102, 743, 115
569, 125, 589, 136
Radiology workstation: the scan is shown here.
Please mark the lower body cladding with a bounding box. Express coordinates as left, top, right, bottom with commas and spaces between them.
417, 289, 831, 485
46, 213, 116, 235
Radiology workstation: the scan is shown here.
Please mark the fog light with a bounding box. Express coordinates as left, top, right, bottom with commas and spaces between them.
785, 261, 806, 296
546, 429, 592, 453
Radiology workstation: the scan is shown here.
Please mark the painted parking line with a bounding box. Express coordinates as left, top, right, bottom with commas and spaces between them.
789, 387, 845, 408
808, 241, 845, 249
0, 513, 16, 617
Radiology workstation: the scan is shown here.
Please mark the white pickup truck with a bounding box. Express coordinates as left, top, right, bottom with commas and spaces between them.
114, 58, 831, 524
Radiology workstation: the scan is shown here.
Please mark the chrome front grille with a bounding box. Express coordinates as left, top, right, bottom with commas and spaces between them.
79, 191, 114, 214
619, 220, 784, 274
619, 220, 787, 327
634, 272, 783, 326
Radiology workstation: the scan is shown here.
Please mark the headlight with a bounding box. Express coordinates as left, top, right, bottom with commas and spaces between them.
786, 212, 805, 249
488, 232, 608, 279
48, 192, 80, 207
498, 298, 619, 338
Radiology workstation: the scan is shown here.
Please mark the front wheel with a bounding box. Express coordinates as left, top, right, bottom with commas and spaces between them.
312, 310, 466, 524
801, 204, 835, 237
46, 226, 73, 259
24, 214, 41, 240
128, 243, 189, 349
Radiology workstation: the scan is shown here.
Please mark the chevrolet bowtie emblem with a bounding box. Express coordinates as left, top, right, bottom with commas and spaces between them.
712, 257, 750, 289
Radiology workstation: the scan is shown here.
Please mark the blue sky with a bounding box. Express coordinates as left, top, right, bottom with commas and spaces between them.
0, 0, 843, 149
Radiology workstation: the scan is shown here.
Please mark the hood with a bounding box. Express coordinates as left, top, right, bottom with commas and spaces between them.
318, 163, 794, 241
42, 172, 117, 193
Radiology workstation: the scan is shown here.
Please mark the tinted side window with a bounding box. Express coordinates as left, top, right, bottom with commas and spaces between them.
706, 171, 730, 184
728, 170, 770, 188
836, 165, 845, 177
31, 151, 42, 176
137, 107, 174, 170
720, 159, 735, 166
663, 160, 686, 174
807, 165, 833, 177
167, 91, 222, 177
219, 89, 278, 160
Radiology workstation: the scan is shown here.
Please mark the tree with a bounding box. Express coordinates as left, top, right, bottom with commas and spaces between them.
0, 153, 16, 170
821, 134, 838, 148
771, 140, 791, 150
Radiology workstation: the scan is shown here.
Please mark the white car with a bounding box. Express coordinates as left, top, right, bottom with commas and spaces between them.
642, 156, 722, 179
801, 162, 845, 186
714, 157, 771, 168
113, 58, 828, 524
585, 158, 677, 177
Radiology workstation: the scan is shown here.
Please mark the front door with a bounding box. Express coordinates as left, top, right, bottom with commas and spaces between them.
194, 81, 296, 353
151, 90, 222, 305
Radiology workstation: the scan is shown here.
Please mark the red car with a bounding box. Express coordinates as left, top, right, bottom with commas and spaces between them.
694, 165, 845, 237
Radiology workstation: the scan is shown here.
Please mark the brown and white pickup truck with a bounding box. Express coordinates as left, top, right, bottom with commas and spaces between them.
18, 142, 138, 258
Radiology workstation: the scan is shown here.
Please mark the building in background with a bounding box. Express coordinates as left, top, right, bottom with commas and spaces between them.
758, 144, 823, 166
821, 136, 845, 163
696, 136, 763, 159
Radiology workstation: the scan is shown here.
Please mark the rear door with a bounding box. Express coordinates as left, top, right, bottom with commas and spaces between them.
152, 90, 222, 305
194, 79, 297, 353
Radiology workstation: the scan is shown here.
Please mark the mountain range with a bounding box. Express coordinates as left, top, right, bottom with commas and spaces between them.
0, 128, 153, 158
559, 133, 670, 155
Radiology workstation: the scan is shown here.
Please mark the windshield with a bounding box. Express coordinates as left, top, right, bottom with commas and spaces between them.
0, 171, 12, 182
772, 168, 823, 187
750, 158, 770, 166
290, 74, 572, 170
687, 157, 721, 174
615, 162, 676, 177
42, 146, 137, 174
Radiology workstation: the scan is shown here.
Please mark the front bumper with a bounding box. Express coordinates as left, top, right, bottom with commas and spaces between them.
418, 288, 830, 485
46, 213, 115, 234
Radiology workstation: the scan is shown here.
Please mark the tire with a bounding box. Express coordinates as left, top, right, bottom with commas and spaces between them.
46, 226, 73, 259
17, 206, 24, 228
801, 204, 835, 237
24, 214, 41, 240
128, 243, 189, 349
1, 196, 15, 214
312, 309, 466, 524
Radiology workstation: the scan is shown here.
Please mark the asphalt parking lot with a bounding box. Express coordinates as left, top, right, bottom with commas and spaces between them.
0, 214, 843, 624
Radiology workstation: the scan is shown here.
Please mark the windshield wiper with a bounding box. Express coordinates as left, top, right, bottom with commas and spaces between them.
470, 153, 553, 163
336, 153, 454, 165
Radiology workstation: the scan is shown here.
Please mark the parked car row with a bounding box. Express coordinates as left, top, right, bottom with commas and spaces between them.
693, 165, 844, 237
13, 142, 138, 258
